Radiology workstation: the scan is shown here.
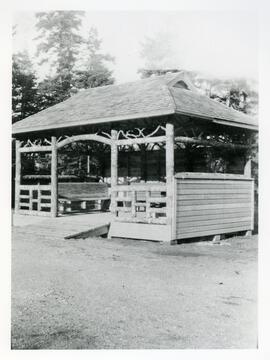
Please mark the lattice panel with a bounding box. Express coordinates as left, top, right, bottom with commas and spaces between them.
112, 184, 168, 224
19, 185, 52, 214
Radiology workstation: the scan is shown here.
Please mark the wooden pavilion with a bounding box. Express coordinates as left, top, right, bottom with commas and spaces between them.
12, 72, 258, 242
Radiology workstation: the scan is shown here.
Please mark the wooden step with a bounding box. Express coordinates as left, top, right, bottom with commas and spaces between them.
64, 223, 110, 239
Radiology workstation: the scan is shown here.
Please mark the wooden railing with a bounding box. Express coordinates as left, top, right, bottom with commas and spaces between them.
18, 185, 52, 216
111, 183, 168, 224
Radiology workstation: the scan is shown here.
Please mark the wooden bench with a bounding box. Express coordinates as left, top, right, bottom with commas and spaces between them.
58, 182, 110, 213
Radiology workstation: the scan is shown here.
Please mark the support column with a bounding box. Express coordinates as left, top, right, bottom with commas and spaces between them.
166, 123, 175, 239
51, 136, 58, 217
166, 123, 175, 186
111, 130, 118, 215
14, 140, 21, 213
87, 155, 90, 174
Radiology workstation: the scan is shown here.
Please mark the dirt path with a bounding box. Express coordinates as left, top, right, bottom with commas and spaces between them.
11, 227, 257, 349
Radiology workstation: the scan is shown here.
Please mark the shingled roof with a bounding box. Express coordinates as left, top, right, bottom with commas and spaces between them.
12, 72, 257, 134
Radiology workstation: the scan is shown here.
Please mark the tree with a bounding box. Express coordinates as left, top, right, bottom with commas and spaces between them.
73, 27, 114, 89
35, 11, 85, 104
33, 13, 115, 177
138, 68, 180, 79
138, 33, 258, 117
138, 32, 182, 78
12, 51, 39, 123
189, 72, 258, 116
139, 32, 176, 69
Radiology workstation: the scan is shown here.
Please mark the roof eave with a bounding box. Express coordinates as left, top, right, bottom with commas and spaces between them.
175, 110, 258, 131
213, 118, 258, 131
12, 108, 176, 135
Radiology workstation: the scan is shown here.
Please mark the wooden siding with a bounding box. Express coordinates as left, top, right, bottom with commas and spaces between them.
174, 173, 254, 240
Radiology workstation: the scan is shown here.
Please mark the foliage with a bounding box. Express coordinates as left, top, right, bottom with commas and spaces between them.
73, 27, 115, 89
12, 51, 39, 123
34, 11, 85, 104
34, 13, 115, 108
138, 68, 180, 79
138, 32, 258, 117
35, 11, 84, 71
188, 72, 258, 116
139, 32, 176, 70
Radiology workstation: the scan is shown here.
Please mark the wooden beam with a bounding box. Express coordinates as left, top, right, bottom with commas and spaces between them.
15, 140, 21, 213
51, 136, 58, 217
19, 145, 52, 153
57, 134, 112, 149
116, 135, 166, 146
17, 209, 52, 217
113, 184, 166, 192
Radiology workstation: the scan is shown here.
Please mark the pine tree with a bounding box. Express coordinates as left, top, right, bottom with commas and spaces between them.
73, 27, 114, 89
35, 11, 85, 104
12, 51, 39, 123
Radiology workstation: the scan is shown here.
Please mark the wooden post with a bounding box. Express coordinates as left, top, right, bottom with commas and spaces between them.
15, 140, 21, 213
131, 190, 136, 218
244, 156, 254, 233
111, 130, 118, 215
51, 136, 58, 217
127, 151, 130, 180
166, 123, 175, 238
244, 156, 252, 177
166, 123, 174, 186
146, 190, 151, 220
87, 155, 90, 174
37, 183, 41, 212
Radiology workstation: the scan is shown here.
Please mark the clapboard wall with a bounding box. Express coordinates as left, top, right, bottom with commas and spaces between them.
174, 173, 254, 240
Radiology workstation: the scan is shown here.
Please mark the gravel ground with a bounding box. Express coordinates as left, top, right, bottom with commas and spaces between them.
11, 228, 257, 349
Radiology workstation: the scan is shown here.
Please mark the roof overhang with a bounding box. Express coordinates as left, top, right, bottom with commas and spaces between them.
12, 108, 175, 135
175, 110, 258, 131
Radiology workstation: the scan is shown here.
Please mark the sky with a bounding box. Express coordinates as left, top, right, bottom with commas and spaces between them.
13, 11, 258, 84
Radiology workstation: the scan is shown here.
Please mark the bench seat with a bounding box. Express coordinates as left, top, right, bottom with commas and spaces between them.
58, 182, 110, 213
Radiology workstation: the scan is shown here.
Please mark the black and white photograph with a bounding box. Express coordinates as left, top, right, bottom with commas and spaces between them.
1, 0, 270, 355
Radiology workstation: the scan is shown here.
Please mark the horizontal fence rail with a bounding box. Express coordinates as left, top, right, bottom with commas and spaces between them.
111, 183, 168, 225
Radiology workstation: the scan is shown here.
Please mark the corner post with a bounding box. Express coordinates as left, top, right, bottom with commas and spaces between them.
111, 130, 118, 215
15, 140, 21, 213
244, 155, 253, 234
166, 123, 175, 240
244, 156, 252, 177
51, 136, 58, 217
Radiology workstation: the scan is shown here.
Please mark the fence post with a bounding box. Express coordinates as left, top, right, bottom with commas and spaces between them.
14, 140, 21, 213
166, 123, 175, 238
51, 136, 58, 217
111, 130, 118, 215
